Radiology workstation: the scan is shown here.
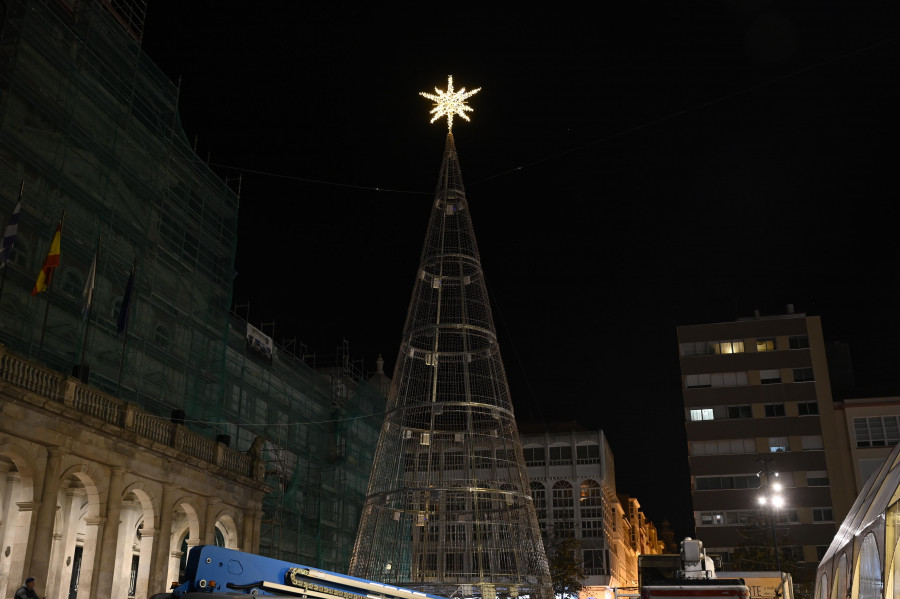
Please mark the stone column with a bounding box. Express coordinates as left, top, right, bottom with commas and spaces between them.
29, 447, 62, 597
241, 509, 256, 553
76, 516, 105, 599
0, 469, 18, 599
1, 499, 34, 599
134, 527, 155, 599
148, 485, 177, 593
203, 498, 221, 546
94, 467, 125, 599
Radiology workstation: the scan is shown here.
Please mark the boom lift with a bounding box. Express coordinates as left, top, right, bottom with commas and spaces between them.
151, 546, 448, 599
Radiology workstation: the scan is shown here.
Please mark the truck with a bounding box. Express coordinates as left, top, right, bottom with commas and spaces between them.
638, 539, 750, 599
150, 545, 449, 599
715, 572, 793, 599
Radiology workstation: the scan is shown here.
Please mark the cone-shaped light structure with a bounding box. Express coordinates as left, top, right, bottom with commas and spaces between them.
349, 132, 552, 599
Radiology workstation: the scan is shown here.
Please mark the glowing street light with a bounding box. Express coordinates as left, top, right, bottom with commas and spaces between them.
757, 459, 784, 573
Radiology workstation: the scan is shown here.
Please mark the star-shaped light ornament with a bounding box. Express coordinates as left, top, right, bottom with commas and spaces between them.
420, 75, 481, 131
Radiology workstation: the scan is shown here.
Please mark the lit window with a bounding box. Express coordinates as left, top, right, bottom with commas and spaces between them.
700, 512, 724, 525
760, 369, 782, 384
690, 409, 714, 421
756, 337, 776, 352
769, 437, 789, 452
713, 340, 744, 355
793, 367, 815, 382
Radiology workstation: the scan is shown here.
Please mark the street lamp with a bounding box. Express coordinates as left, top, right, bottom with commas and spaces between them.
756, 460, 784, 573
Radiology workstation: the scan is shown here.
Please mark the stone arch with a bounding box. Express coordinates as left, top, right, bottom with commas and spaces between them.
167, 497, 202, 585
0, 442, 41, 599
214, 509, 239, 549
121, 482, 157, 599
50, 463, 104, 599
819, 573, 829, 599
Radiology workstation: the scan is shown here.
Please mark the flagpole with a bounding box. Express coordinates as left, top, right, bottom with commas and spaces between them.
115, 259, 136, 396
37, 209, 65, 360
77, 235, 100, 381
0, 180, 24, 308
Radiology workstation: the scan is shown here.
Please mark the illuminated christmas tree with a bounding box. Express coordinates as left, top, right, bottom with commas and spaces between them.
349, 77, 552, 599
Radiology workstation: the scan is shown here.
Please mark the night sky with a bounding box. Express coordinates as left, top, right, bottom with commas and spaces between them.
141, 2, 900, 539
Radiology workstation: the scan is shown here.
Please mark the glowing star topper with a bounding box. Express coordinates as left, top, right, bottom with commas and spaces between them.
420, 75, 481, 131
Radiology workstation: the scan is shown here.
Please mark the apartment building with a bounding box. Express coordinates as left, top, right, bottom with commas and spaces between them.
677, 309, 856, 566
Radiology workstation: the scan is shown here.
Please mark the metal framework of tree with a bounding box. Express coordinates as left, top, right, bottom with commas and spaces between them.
349, 130, 551, 599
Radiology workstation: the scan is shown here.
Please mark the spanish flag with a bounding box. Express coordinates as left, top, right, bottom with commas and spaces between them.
32, 223, 61, 295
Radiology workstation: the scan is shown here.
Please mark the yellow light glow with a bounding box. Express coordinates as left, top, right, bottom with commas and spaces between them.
420, 75, 481, 131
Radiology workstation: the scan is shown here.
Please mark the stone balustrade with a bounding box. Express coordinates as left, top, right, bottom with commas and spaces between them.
0, 344, 254, 479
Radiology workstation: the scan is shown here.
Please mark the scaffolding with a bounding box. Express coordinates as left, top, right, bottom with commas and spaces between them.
0, 0, 237, 418
221, 323, 386, 570
0, 0, 385, 571
349, 134, 552, 598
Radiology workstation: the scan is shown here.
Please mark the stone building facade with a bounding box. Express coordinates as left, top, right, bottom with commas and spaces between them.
0, 345, 270, 599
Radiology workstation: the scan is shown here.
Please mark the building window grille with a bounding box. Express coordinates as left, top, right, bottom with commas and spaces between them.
854, 416, 900, 447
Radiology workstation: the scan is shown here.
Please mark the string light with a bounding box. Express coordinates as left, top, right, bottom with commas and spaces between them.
420, 75, 481, 131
